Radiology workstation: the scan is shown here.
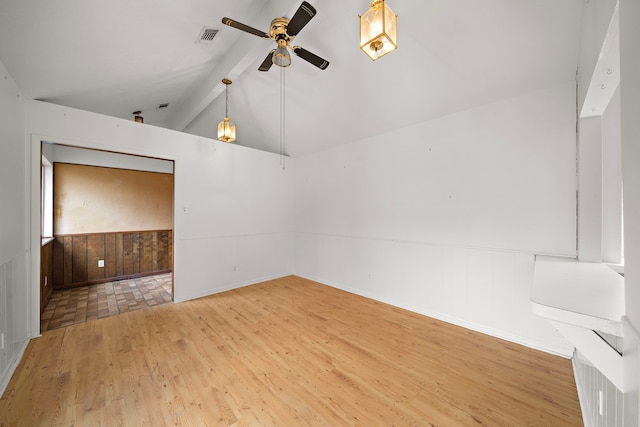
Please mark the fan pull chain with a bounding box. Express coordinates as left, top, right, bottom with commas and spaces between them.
280, 65, 286, 170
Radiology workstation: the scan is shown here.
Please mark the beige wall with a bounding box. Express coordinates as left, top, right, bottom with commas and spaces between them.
54, 163, 173, 235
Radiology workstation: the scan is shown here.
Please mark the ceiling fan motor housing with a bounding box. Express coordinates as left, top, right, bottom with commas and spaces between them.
270, 17, 293, 43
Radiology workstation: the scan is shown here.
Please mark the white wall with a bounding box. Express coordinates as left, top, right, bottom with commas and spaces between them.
26, 100, 294, 327
294, 82, 576, 355
0, 60, 30, 394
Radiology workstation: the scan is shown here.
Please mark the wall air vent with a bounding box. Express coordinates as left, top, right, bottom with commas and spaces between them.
196, 27, 219, 44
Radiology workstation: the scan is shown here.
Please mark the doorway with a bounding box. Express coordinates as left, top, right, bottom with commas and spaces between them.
39, 143, 175, 332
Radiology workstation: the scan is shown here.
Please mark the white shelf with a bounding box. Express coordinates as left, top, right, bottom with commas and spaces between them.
531, 255, 627, 391
531, 256, 625, 336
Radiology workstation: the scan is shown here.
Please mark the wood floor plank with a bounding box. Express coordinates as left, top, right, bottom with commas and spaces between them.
0, 276, 582, 426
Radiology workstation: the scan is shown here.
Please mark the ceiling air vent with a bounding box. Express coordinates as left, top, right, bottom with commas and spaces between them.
196, 27, 219, 44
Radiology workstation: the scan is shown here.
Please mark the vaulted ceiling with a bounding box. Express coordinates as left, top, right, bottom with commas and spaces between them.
0, 0, 583, 157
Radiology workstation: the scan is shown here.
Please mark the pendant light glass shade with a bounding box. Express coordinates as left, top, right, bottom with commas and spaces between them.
217, 117, 236, 142
359, 0, 397, 60
273, 46, 292, 67
273, 39, 291, 67
217, 78, 236, 142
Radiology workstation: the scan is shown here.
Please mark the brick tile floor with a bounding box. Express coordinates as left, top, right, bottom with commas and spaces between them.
41, 273, 173, 332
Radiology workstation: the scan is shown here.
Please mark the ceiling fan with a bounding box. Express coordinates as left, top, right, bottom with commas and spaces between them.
222, 1, 330, 72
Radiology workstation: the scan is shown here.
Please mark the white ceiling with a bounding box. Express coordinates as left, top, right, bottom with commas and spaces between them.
0, 0, 583, 157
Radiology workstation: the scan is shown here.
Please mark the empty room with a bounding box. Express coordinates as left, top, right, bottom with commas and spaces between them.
0, 0, 639, 425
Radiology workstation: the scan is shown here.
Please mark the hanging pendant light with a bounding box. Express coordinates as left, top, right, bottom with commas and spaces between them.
359, 0, 398, 61
133, 111, 144, 123
217, 78, 236, 142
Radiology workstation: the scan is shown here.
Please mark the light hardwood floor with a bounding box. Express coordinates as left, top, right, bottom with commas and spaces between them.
0, 276, 582, 426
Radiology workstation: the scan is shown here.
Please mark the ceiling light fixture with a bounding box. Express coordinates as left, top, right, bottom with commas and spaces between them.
133, 111, 144, 123
273, 38, 292, 68
222, 2, 329, 72
359, 0, 398, 61
217, 78, 236, 143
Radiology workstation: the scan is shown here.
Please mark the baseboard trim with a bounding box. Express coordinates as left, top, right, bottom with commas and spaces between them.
0, 339, 30, 398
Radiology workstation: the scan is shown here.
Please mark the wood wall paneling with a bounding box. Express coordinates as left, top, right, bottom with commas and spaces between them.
71, 235, 87, 284
52, 239, 64, 292
105, 233, 116, 279
52, 230, 172, 289
63, 236, 73, 285
132, 233, 141, 275
40, 240, 54, 313
87, 234, 105, 282
115, 233, 123, 278
141, 231, 153, 273
158, 231, 172, 270
151, 232, 158, 272
122, 233, 132, 277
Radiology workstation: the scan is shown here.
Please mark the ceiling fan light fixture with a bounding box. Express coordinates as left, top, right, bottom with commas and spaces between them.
217, 78, 236, 143
359, 0, 398, 61
222, 2, 329, 72
273, 39, 292, 67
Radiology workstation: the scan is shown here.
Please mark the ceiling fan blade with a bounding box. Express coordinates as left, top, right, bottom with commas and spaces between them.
286, 1, 316, 37
292, 46, 329, 70
221, 17, 270, 38
258, 50, 275, 72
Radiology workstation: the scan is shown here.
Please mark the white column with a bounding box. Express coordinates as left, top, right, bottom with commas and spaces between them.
578, 116, 603, 262
620, 0, 640, 423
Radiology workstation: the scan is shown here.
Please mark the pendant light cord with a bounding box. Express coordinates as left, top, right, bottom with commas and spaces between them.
225, 83, 229, 118
280, 66, 286, 170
